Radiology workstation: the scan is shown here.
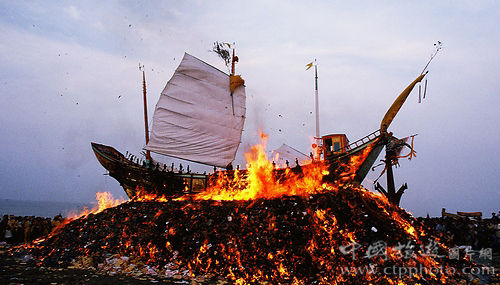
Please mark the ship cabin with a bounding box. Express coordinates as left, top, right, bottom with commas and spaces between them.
322, 134, 349, 157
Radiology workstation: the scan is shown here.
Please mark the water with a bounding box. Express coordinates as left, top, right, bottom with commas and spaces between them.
0, 199, 93, 218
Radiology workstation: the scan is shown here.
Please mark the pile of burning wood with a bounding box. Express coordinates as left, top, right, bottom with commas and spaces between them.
14, 185, 473, 284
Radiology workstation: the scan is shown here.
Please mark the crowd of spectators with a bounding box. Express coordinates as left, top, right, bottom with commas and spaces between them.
417, 212, 500, 250
0, 214, 65, 244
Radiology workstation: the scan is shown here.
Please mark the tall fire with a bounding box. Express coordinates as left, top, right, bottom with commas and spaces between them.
190, 132, 330, 201
14, 134, 473, 284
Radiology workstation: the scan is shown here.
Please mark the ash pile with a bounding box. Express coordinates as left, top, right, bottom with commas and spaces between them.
15, 186, 473, 284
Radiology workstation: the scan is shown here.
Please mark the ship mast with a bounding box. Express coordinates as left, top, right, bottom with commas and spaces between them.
231, 48, 236, 76
229, 47, 239, 116
306, 59, 321, 160
140, 64, 151, 162
314, 59, 320, 160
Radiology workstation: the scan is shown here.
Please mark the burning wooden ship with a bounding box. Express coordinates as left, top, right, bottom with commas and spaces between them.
92, 48, 427, 200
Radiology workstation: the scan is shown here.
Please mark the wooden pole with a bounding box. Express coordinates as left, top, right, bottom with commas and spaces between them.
385, 155, 396, 203
141, 65, 151, 162
314, 60, 321, 160
229, 48, 237, 116
376, 136, 408, 206
231, 48, 235, 76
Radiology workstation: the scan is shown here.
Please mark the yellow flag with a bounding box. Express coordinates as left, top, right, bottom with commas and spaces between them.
305, 62, 313, 70
230, 75, 245, 92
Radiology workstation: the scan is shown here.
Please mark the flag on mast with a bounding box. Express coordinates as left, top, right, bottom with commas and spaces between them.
305, 62, 313, 70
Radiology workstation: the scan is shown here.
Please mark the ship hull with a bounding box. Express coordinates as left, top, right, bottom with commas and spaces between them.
91, 134, 384, 199
91, 143, 208, 199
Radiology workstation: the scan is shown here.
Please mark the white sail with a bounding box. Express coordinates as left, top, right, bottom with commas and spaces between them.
145, 53, 246, 168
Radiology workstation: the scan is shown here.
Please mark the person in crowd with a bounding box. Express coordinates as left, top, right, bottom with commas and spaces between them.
421, 213, 499, 250
0, 215, 9, 242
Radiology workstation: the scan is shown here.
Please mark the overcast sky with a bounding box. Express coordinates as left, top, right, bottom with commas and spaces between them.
0, 1, 498, 217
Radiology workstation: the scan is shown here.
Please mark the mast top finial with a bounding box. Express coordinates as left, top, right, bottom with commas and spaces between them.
421, 41, 443, 75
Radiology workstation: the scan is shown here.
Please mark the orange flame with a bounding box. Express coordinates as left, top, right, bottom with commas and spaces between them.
339, 143, 374, 183
189, 131, 330, 201
66, 192, 127, 220
30, 192, 128, 245
134, 187, 170, 202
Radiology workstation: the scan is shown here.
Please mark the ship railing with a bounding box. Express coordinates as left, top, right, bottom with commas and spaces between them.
338, 129, 381, 153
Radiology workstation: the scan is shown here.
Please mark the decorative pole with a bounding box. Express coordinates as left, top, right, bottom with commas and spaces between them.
314, 60, 321, 160
140, 64, 151, 162
306, 59, 321, 160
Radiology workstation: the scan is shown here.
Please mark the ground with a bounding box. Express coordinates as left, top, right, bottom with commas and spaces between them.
0, 245, 226, 285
